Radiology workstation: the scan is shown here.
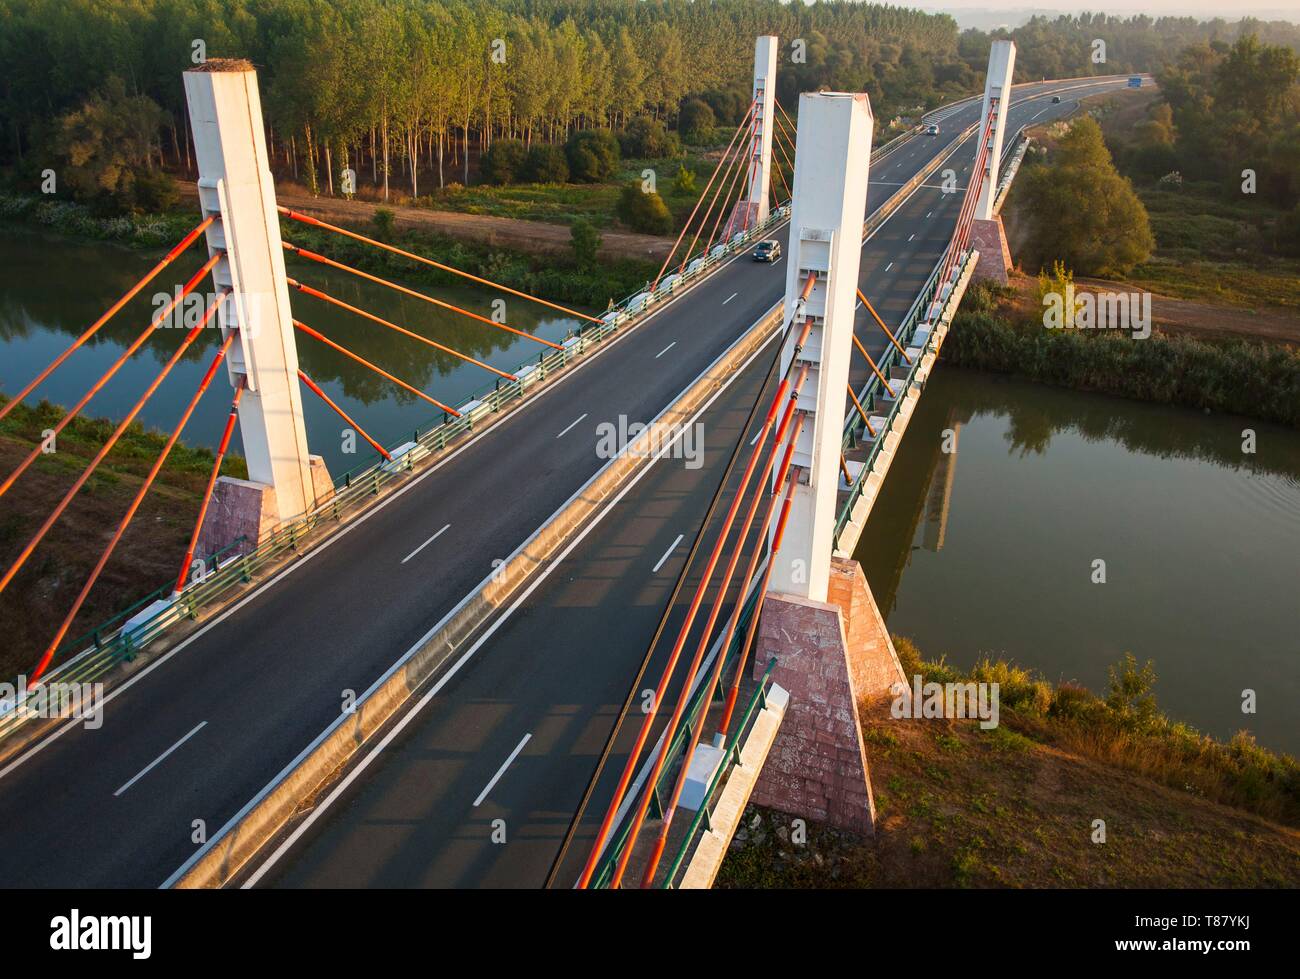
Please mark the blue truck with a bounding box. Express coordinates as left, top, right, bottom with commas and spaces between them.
1128, 76, 1143, 88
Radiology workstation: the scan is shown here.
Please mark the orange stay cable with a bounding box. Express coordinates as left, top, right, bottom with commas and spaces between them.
29, 333, 236, 686
701, 117, 758, 258
174, 380, 245, 595
717, 468, 800, 737
297, 369, 392, 461
857, 288, 911, 363
575, 272, 819, 889
678, 110, 759, 274
286, 278, 515, 381
0, 289, 230, 601
293, 320, 459, 417
282, 242, 562, 350
639, 407, 806, 887
0, 253, 223, 501
0, 216, 215, 424
277, 206, 602, 325
613, 370, 808, 889
652, 99, 757, 290
847, 382, 877, 439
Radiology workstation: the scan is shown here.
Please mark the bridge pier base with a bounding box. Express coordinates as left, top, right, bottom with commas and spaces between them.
194, 457, 333, 568
749, 558, 905, 835
970, 216, 1012, 284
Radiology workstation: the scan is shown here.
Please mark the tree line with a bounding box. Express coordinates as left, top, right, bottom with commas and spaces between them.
3, 1, 1299, 215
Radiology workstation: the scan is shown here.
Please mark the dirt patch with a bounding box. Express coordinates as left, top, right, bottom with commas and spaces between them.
178, 181, 675, 263
1005, 271, 1300, 346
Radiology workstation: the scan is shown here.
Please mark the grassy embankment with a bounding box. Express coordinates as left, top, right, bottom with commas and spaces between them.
0, 395, 247, 683
718, 642, 1300, 888
945, 282, 1300, 429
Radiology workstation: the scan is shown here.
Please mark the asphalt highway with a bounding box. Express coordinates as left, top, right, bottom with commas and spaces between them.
0, 76, 1132, 887
237, 77, 1134, 889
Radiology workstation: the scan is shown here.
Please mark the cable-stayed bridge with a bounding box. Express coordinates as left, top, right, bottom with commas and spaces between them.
0, 43, 1136, 888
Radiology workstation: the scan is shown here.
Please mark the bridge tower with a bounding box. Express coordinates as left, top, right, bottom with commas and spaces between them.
971, 40, 1017, 283
769, 92, 873, 603
747, 35, 779, 227
183, 60, 329, 550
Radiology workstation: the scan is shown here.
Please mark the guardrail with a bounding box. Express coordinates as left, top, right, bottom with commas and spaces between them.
657, 655, 778, 889
833, 247, 977, 552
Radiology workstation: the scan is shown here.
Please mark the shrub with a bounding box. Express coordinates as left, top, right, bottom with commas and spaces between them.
569, 218, 601, 267
620, 116, 680, 159
372, 207, 395, 240
671, 164, 697, 195
481, 139, 527, 185
523, 144, 569, 184
565, 129, 619, 182
678, 98, 716, 143
616, 183, 672, 234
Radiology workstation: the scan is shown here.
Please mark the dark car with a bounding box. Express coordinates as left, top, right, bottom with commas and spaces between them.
752, 240, 781, 263
1051, 95, 1062, 103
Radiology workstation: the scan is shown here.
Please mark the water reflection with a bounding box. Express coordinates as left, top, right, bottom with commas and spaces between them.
854, 365, 1300, 754
0, 227, 584, 473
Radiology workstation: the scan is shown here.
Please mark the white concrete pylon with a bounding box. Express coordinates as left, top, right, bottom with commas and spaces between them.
747, 35, 779, 226
975, 39, 1017, 221
770, 92, 873, 603
184, 61, 317, 523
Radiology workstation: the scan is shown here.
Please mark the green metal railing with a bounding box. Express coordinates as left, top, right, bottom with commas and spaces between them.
658, 655, 779, 889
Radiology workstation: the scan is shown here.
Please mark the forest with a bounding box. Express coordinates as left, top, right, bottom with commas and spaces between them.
1, 1, 1299, 211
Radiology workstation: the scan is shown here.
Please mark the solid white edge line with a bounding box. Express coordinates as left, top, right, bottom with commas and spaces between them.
474, 733, 531, 808
113, 722, 206, 798
400, 524, 451, 565
651, 534, 685, 574
238, 327, 782, 889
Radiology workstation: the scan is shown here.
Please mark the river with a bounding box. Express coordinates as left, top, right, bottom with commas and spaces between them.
853, 366, 1300, 755
0, 227, 582, 476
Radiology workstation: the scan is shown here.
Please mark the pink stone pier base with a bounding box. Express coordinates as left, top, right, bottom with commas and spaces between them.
970, 216, 1012, 285
749, 557, 905, 835
195, 454, 333, 562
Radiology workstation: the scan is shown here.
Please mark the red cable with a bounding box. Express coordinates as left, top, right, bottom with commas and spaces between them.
676, 108, 759, 275
577, 275, 819, 888
652, 99, 758, 291
282, 242, 563, 350
0, 216, 215, 424
0, 253, 223, 501
286, 278, 516, 381
297, 369, 392, 462
277, 207, 603, 325
294, 320, 460, 416
174, 380, 245, 595
28, 333, 236, 686
638, 389, 807, 887
717, 465, 801, 736
0, 289, 229, 602
701, 116, 759, 259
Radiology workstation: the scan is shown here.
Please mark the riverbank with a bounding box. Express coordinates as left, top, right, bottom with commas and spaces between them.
0, 191, 658, 311
718, 640, 1300, 888
946, 281, 1300, 429
0, 395, 246, 683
